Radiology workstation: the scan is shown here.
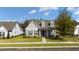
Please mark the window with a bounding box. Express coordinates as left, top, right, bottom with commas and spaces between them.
14, 31, 16, 34
42, 21, 45, 27
40, 23, 41, 26
1, 32, 5, 36
15, 26, 17, 29
28, 30, 33, 36
34, 30, 38, 35
48, 22, 50, 26
78, 28, 79, 34
50, 21, 54, 27
0, 32, 5, 36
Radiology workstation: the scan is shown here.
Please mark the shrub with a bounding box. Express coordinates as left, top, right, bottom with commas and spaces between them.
23, 35, 26, 38
33, 36, 38, 38
26, 36, 31, 38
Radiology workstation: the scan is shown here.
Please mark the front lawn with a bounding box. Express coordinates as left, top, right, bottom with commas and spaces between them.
46, 36, 79, 42
0, 36, 42, 42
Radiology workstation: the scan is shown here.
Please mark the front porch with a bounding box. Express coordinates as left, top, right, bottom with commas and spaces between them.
39, 27, 55, 37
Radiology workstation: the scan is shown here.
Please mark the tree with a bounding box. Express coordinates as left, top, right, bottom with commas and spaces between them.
20, 19, 30, 29
68, 20, 77, 35
19, 19, 31, 38
55, 8, 77, 37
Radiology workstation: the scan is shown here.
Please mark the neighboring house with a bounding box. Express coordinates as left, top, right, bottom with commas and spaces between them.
25, 20, 57, 37
74, 24, 79, 35
0, 22, 23, 38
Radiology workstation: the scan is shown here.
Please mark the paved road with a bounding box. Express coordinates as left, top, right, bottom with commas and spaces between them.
0, 47, 79, 51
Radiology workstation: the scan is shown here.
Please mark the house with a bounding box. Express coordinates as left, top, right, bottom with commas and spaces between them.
25, 20, 57, 37
0, 22, 23, 38
74, 21, 79, 35
74, 24, 79, 35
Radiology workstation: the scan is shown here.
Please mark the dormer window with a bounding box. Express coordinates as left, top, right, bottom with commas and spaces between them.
50, 21, 54, 27
40, 23, 41, 26
41, 21, 45, 27
48, 22, 50, 26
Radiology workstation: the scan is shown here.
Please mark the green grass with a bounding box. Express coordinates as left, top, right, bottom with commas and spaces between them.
0, 36, 42, 42
0, 43, 79, 47
46, 38, 65, 42
0, 35, 79, 43
46, 36, 79, 42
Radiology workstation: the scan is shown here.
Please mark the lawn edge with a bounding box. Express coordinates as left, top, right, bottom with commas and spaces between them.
0, 46, 79, 48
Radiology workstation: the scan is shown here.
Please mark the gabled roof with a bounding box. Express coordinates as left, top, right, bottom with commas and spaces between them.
32, 20, 54, 27
25, 20, 55, 29
0, 22, 17, 31
32, 21, 40, 28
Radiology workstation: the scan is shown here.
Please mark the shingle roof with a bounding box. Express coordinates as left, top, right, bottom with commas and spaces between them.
33, 20, 54, 27
0, 22, 17, 31
25, 20, 55, 29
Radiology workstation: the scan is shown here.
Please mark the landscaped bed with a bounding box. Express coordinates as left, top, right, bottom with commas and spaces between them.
0, 36, 42, 42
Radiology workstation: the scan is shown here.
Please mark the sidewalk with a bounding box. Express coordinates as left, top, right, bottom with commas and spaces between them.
42, 37, 46, 43
0, 46, 79, 48
0, 42, 79, 44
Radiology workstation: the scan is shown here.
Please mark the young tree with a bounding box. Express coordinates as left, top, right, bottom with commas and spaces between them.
55, 8, 76, 37
19, 19, 30, 38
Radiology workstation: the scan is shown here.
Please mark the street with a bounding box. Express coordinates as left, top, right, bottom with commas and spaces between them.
0, 47, 79, 51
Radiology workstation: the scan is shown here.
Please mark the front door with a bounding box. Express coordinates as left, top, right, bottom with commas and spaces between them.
48, 30, 51, 37
41, 30, 46, 37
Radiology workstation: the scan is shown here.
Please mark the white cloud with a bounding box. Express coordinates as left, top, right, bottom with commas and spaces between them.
29, 10, 36, 14
0, 20, 16, 22
24, 16, 26, 17
39, 7, 49, 11
39, 7, 58, 12
74, 10, 79, 15
75, 19, 79, 22
67, 7, 75, 11
44, 12, 49, 16
74, 8, 79, 15
50, 7, 58, 10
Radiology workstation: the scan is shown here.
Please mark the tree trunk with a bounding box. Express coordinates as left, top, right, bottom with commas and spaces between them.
7, 31, 10, 39
23, 29, 26, 38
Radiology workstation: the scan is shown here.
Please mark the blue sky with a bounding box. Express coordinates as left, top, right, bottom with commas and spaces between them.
0, 7, 79, 22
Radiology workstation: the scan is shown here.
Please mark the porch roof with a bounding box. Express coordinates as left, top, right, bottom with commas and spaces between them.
39, 27, 56, 30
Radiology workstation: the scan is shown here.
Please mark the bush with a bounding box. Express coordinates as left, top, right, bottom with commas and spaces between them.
26, 36, 31, 38
33, 36, 38, 38
3, 37, 5, 39
59, 36, 64, 40
54, 35, 60, 39
23, 35, 26, 38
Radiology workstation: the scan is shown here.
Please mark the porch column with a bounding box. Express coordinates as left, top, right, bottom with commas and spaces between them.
39, 30, 41, 37
26, 30, 28, 36
32, 30, 34, 37
46, 30, 48, 37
